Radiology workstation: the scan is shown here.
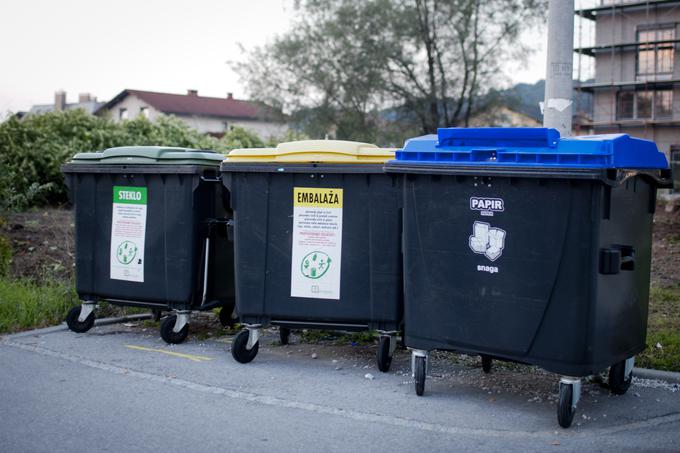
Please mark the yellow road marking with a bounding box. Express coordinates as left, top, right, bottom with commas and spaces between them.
125, 345, 213, 362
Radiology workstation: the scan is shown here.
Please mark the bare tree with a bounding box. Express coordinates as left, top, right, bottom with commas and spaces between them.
234, 0, 545, 140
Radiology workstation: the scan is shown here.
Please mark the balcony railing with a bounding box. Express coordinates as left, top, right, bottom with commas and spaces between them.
576, 0, 680, 20
574, 38, 680, 56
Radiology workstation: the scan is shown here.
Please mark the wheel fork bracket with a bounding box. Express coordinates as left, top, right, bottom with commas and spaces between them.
78, 302, 96, 323
560, 376, 582, 409
246, 327, 260, 350
625, 357, 635, 378
173, 311, 191, 333
411, 349, 428, 377
378, 331, 398, 356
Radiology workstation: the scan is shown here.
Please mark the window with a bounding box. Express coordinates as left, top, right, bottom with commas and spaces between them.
119, 108, 128, 120
637, 91, 653, 118
616, 92, 634, 119
671, 146, 680, 192
637, 27, 675, 81
655, 90, 673, 118
617, 90, 674, 120
140, 107, 149, 119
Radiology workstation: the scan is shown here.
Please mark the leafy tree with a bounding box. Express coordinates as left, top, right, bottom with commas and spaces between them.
235, 0, 546, 141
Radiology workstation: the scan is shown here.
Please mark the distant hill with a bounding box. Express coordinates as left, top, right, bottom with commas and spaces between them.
495, 80, 593, 123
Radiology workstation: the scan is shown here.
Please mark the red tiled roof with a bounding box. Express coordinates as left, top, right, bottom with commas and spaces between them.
101, 89, 267, 119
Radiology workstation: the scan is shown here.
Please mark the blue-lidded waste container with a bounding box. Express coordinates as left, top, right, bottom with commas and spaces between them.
385, 128, 671, 428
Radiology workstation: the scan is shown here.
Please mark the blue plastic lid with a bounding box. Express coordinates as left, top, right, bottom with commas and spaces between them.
393, 128, 669, 169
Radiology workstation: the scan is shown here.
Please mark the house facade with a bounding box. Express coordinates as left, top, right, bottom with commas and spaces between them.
97, 89, 287, 139
574, 0, 680, 174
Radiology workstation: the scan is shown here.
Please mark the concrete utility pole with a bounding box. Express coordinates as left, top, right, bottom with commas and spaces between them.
543, 0, 575, 137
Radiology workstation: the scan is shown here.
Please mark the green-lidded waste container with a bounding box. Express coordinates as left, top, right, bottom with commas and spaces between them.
62, 146, 236, 344
385, 128, 671, 428
221, 140, 403, 371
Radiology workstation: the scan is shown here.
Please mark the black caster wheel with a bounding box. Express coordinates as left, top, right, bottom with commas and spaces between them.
66, 305, 95, 333
609, 359, 633, 395
414, 355, 426, 396
557, 382, 576, 428
377, 336, 393, 372
279, 327, 291, 345
232, 329, 259, 363
481, 355, 492, 374
231, 329, 259, 363
218, 302, 237, 328
160, 315, 189, 344
151, 309, 162, 322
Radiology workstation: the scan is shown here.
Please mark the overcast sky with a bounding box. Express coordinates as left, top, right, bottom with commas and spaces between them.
0, 0, 548, 116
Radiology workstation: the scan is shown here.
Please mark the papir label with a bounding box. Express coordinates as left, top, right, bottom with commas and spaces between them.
470, 197, 504, 212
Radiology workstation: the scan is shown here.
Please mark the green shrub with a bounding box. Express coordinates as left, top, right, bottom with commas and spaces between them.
0, 110, 288, 211
0, 235, 10, 277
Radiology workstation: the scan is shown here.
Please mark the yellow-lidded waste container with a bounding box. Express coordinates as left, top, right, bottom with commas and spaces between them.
221, 140, 402, 371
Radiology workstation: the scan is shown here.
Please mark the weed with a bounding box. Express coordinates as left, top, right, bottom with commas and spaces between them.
637, 285, 680, 372
0, 278, 77, 333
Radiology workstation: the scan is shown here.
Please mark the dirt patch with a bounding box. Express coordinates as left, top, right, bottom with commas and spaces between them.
1, 209, 75, 282
3, 205, 677, 287
651, 203, 680, 288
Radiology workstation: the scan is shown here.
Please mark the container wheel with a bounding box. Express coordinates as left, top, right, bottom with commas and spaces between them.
66, 306, 95, 333
160, 315, 189, 344
609, 360, 633, 395
232, 329, 259, 364
557, 382, 576, 428
414, 356, 426, 396
279, 327, 291, 345
218, 303, 236, 328
481, 355, 492, 374
377, 336, 393, 372
151, 309, 162, 322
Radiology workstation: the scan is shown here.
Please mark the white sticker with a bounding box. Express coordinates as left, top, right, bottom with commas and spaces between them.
470, 196, 504, 217
290, 187, 343, 300
469, 221, 506, 262
110, 186, 147, 282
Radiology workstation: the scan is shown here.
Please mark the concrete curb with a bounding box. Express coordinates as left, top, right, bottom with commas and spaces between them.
94, 313, 152, 327
634, 367, 680, 384
2, 313, 153, 340
3, 324, 70, 339
4, 319, 679, 385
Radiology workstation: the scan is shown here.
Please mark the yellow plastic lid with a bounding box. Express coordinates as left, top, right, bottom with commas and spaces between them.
225, 140, 395, 164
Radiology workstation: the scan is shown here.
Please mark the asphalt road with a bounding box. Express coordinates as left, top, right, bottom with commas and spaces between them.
1, 318, 679, 453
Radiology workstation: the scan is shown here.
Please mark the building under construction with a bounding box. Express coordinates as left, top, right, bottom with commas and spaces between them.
574, 0, 679, 173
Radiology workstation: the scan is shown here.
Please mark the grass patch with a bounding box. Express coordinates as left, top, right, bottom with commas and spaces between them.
637, 285, 680, 372
0, 277, 78, 334
300, 329, 377, 346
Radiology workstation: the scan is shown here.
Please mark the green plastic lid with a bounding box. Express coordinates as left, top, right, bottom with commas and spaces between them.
69, 146, 224, 165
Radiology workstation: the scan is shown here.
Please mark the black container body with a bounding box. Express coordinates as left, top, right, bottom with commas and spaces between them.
397, 167, 657, 376
222, 163, 403, 331
63, 164, 234, 311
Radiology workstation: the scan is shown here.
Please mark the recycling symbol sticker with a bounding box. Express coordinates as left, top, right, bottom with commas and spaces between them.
301, 251, 332, 279
116, 240, 138, 265
469, 221, 506, 262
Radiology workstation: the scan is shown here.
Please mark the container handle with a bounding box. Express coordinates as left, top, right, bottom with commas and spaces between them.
599, 245, 635, 275
200, 175, 222, 183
